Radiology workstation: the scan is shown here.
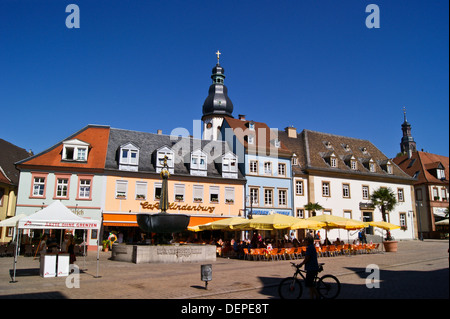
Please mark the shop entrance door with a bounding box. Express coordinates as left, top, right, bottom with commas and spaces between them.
363, 212, 373, 235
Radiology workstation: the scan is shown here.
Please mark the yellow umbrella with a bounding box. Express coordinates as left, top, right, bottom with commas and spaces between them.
306, 214, 367, 243
187, 225, 204, 232
367, 221, 400, 230
198, 217, 249, 231
337, 220, 368, 230
289, 219, 326, 230
233, 213, 301, 230
307, 214, 365, 229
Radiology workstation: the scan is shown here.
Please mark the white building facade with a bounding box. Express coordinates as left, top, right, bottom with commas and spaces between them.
280, 128, 417, 242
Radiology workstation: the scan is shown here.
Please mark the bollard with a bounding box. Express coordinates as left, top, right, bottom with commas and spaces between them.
201, 264, 212, 290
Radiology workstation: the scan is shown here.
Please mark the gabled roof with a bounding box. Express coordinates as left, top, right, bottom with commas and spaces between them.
222, 117, 292, 158
279, 128, 414, 181
15, 125, 110, 171
105, 128, 245, 180
0, 139, 32, 185
393, 151, 449, 185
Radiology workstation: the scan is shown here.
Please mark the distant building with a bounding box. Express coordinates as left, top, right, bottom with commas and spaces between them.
399, 108, 417, 158
102, 127, 245, 240
279, 127, 417, 241
394, 152, 449, 239
0, 139, 32, 243
221, 117, 293, 220
393, 112, 449, 239
14, 124, 245, 248
14, 125, 111, 250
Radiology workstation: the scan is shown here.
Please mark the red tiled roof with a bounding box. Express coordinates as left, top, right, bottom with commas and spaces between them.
223, 117, 292, 157
393, 151, 449, 185
16, 125, 110, 171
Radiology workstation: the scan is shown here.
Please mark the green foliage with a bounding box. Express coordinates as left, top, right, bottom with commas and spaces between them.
370, 187, 398, 222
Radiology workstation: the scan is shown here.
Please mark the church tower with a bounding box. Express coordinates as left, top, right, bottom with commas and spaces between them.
202, 51, 234, 140
400, 107, 417, 158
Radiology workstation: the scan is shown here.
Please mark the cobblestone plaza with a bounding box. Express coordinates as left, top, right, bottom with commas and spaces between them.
0, 240, 447, 300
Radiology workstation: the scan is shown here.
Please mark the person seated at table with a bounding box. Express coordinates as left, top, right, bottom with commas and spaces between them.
333, 238, 342, 245
324, 238, 331, 246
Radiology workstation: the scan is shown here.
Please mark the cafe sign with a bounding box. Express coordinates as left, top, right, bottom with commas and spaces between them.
140, 201, 215, 214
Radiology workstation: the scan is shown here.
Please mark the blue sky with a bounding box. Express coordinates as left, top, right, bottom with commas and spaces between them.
0, 0, 448, 158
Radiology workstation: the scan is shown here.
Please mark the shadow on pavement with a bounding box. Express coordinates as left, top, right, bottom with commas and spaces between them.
0, 291, 67, 299
256, 266, 449, 299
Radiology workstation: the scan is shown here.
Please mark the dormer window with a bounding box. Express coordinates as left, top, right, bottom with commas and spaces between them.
343, 144, 351, 152
62, 139, 89, 162
426, 162, 446, 180
379, 159, 393, 174
249, 121, 255, 131
119, 142, 140, 171
221, 151, 238, 179
369, 160, 376, 172
330, 156, 337, 168
437, 168, 445, 180
343, 154, 357, 170
351, 158, 357, 170
324, 152, 337, 168
156, 146, 174, 174
292, 153, 298, 166
361, 147, 368, 154
362, 158, 376, 172
324, 141, 332, 149
190, 149, 207, 176
387, 164, 393, 174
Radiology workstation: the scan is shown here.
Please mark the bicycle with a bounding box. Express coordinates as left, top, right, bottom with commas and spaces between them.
278, 262, 341, 299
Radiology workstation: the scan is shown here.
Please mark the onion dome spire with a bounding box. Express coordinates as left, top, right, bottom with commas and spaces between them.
202, 51, 234, 120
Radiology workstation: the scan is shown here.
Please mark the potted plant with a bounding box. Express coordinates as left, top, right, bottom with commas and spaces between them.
370, 187, 398, 252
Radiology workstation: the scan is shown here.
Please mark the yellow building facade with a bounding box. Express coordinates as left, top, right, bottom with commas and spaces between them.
103, 175, 245, 228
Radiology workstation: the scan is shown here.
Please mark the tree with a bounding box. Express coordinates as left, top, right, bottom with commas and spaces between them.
304, 202, 324, 217
370, 187, 398, 222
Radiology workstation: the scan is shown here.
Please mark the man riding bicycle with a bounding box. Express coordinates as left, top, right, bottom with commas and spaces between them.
298, 236, 320, 299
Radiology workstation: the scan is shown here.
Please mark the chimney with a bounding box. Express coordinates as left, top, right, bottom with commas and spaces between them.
157, 129, 162, 135
238, 114, 246, 121
285, 126, 297, 138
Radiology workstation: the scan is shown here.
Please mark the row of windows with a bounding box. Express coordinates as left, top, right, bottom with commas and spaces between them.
324, 152, 393, 174
248, 160, 287, 177
30, 173, 93, 200
416, 187, 449, 202
115, 180, 236, 204
29, 173, 239, 205
294, 209, 409, 229
319, 182, 406, 201
249, 187, 288, 207
119, 145, 238, 174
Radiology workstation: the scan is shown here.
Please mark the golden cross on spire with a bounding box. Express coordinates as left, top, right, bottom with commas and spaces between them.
215, 50, 221, 62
